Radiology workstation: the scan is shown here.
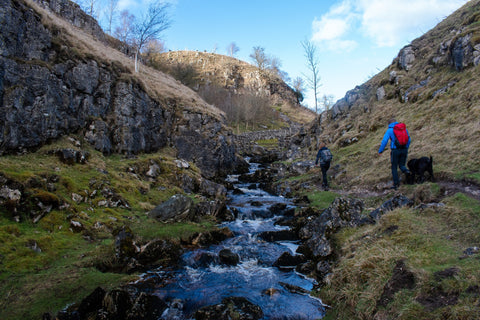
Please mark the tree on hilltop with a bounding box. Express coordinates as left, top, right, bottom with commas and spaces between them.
227, 42, 240, 57
249, 46, 270, 70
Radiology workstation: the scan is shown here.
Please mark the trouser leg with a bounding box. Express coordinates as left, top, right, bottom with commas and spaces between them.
391, 150, 400, 186
321, 163, 330, 187
398, 149, 409, 173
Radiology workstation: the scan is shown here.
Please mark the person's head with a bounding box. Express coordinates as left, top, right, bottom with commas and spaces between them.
388, 118, 396, 124
318, 142, 326, 149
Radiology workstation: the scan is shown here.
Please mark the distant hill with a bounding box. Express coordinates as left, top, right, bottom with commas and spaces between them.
154, 50, 316, 130
303, 0, 480, 187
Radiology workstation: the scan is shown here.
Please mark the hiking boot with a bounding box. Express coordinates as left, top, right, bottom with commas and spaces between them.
390, 184, 399, 190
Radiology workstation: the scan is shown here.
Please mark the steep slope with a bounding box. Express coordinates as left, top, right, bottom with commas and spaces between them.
305, 0, 480, 187
156, 50, 316, 128
0, 0, 245, 179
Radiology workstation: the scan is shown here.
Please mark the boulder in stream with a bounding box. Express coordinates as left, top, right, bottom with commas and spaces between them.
195, 296, 263, 320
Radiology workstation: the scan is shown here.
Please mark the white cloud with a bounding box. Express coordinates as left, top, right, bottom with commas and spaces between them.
310, 1, 359, 52
311, 0, 469, 50
357, 0, 469, 47
312, 17, 349, 41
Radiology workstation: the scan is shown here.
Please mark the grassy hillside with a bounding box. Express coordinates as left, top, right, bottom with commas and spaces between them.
286, 1, 480, 318
308, 0, 480, 188
0, 137, 219, 319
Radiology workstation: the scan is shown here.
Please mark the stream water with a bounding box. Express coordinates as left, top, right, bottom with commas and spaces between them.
136, 162, 326, 319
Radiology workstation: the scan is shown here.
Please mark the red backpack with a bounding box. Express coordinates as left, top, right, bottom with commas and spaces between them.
393, 123, 409, 148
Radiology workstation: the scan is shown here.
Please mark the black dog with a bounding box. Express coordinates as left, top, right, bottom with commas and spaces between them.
407, 156, 434, 184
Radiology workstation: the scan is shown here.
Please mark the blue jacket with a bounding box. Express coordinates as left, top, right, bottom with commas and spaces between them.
378, 122, 411, 153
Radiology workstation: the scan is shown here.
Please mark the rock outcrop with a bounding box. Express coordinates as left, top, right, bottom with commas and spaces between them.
159, 50, 300, 107
0, 0, 246, 179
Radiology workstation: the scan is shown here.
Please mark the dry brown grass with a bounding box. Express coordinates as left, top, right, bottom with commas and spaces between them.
308, 1, 480, 187
157, 50, 317, 126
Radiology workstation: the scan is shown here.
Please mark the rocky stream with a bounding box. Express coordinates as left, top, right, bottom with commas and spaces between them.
131, 161, 326, 319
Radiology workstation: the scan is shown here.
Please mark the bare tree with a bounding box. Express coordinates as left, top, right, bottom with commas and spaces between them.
132, 1, 171, 72
321, 94, 335, 111
84, 0, 98, 18
114, 10, 135, 53
249, 46, 270, 70
226, 42, 240, 57
144, 39, 166, 65
104, 0, 119, 35
292, 77, 305, 103
301, 40, 321, 113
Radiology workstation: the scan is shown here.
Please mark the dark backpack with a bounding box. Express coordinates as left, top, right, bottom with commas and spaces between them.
393, 122, 409, 148
320, 149, 333, 163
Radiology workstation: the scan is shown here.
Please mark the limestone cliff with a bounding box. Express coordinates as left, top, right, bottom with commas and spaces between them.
0, 0, 245, 178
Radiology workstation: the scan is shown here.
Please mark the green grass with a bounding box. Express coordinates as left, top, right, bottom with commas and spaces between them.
304, 190, 339, 211
0, 136, 221, 319
317, 192, 480, 320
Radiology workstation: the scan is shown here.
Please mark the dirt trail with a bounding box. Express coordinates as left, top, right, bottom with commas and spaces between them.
436, 180, 480, 201
333, 179, 480, 202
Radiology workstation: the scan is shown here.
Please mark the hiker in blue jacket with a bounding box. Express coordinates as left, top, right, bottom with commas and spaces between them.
378, 118, 411, 190
315, 142, 332, 190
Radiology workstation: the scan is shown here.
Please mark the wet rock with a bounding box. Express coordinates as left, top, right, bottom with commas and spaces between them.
218, 249, 240, 266
258, 230, 298, 242
268, 203, 295, 216
250, 201, 263, 207
298, 197, 364, 258
137, 239, 183, 267
279, 282, 310, 295
161, 299, 185, 320
251, 209, 273, 219
148, 194, 194, 222
262, 288, 279, 296
369, 195, 413, 221
296, 261, 315, 276
316, 260, 332, 278
194, 200, 231, 221
195, 296, 263, 320
127, 292, 167, 320
189, 227, 234, 247
77, 287, 106, 319
273, 252, 306, 268
101, 289, 133, 319
191, 252, 217, 268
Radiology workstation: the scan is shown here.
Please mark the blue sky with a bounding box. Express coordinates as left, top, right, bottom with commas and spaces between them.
114, 0, 469, 111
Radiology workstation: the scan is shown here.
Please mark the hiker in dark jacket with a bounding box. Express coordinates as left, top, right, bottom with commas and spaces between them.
378, 118, 411, 190
315, 142, 332, 190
